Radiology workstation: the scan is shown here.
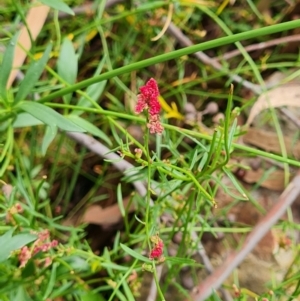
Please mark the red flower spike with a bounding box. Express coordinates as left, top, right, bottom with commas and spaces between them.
135, 78, 164, 135
149, 235, 164, 259
138, 78, 160, 115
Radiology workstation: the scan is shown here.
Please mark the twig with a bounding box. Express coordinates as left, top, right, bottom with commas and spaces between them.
55, 0, 125, 18
190, 232, 233, 301
219, 34, 300, 60
187, 171, 300, 301
279, 107, 300, 129
66, 132, 147, 197
166, 21, 262, 95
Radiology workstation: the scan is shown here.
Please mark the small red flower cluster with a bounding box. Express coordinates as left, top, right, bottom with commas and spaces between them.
135, 78, 164, 134
18, 229, 58, 268
149, 234, 164, 260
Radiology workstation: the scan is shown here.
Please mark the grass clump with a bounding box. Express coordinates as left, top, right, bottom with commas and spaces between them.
1, 1, 300, 300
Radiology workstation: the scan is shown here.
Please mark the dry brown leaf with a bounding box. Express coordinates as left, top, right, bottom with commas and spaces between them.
62, 198, 135, 228
243, 127, 300, 159
243, 168, 286, 191
7, 2, 50, 88
246, 84, 300, 125
81, 197, 135, 227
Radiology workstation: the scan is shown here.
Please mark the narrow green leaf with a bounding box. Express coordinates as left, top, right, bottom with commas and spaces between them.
57, 38, 77, 103
222, 167, 249, 200
165, 256, 195, 265
13, 113, 43, 128
212, 290, 223, 301
66, 115, 111, 145
81, 292, 105, 301
100, 262, 129, 271
122, 281, 135, 301
43, 262, 58, 300
0, 34, 18, 100
117, 184, 125, 217
57, 38, 77, 86
41, 125, 58, 155
15, 44, 52, 103
18, 101, 86, 132
0, 228, 14, 245
73, 56, 107, 116
40, 0, 74, 15
14, 286, 33, 301
120, 243, 151, 263
0, 233, 37, 263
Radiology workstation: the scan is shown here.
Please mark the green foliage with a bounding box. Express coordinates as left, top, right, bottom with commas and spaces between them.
0, 1, 300, 300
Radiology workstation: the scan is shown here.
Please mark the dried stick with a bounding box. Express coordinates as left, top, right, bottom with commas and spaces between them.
55, 0, 125, 18
219, 34, 300, 60
66, 132, 147, 197
166, 21, 262, 94
187, 172, 300, 301
279, 107, 300, 129
190, 232, 233, 301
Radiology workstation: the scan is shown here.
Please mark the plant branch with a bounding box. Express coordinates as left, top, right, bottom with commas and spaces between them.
37, 19, 300, 104
187, 171, 300, 301
219, 34, 300, 60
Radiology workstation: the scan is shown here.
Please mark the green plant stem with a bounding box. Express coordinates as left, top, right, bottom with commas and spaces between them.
144, 129, 152, 246
43, 103, 300, 167
37, 19, 300, 104
108, 259, 139, 301
152, 261, 166, 301
202, 5, 290, 185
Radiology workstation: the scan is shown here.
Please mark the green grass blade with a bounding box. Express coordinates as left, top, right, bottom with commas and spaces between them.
0, 34, 18, 100
15, 43, 52, 103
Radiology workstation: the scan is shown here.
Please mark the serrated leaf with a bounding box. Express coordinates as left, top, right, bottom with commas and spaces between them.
18, 101, 85, 132
120, 243, 151, 263
15, 44, 52, 103
0, 34, 18, 100
40, 0, 74, 15
66, 115, 111, 145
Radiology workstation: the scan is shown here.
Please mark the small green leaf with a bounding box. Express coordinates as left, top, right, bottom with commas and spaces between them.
57, 38, 77, 86
43, 262, 58, 300
0, 232, 37, 263
0, 228, 14, 245
120, 243, 151, 263
100, 262, 129, 271
15, 44, 52, 103
0, 34, 18, 100
117, 184, 125, 217
14, 286, 33, 301
41, 125, 58, 155
57, 38, 77, 103
81, 292, 105, 301
13, 113, 43, 128
66, 115, 111, 145
40, 0, 74, 15
18, 101, 86, 132
165, 256, 195, 265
